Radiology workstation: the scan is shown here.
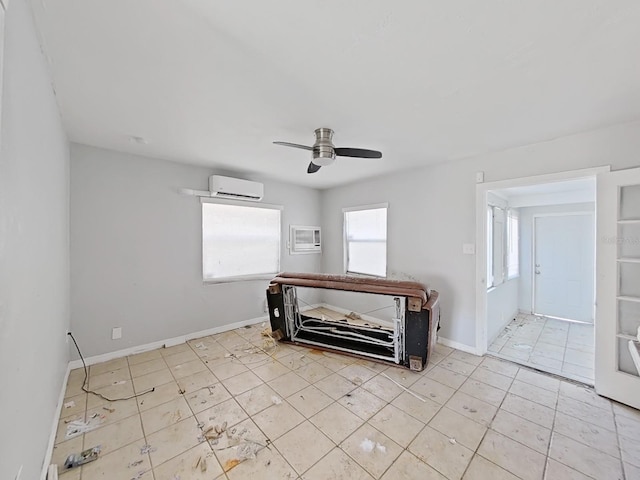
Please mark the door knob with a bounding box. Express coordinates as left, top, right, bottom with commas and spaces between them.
535, 270, 541, 274
535, 264, 541, 267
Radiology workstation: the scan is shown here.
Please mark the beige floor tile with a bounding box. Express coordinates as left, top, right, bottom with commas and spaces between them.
564, 347, 594, 367
163, 348, 199, 367
616, 413, 640, 442
363, 372, 408, 400
140, 396, 192, 435
380, 450, 446, 480
153, 442, 223, 480
235, 383, 282, 416
51, 436, 83, 475
561, 362, 595, 381
274, 421, 334, 474
509, 379, 558, 409
409, 425, 473, 480
529, 353, 564, 372
133, 368, 174, 393
89, 357, 129, 376
445, 391, 498, 426
549, 432, 623, 480
434, 343, 454, 356
295, 361, 335, 384
478, 430, 546, 480
83, 414, 145, 457
176, 369, 218, 394
160, 343, 193, 357
554, 411, 619, 458
315, 372, 358, 400
60, 393, 86, 420
393, 391, 441, 423
515, 368, 561, 392
185, 382, 232, 414
136, 380, 183, 412
278, 351, 316, 370
80, 441, 152, 480
59, 470, 80, 480
463, 454, 519, 480
499, 346, 531, 361
210, 417, 268, 465
438, 357, 477, 376
341, 423, 403, 479
208, 360, 249, 380
624, 462, 640, 480
559, 381, 611, 411
146, 416, 202, 468
196, 398, 248, 431
336, 363, 379, 386
224, 445, 297, 480
469, 367, 513, 391
221, 370, 264, 396
449, 350, 483, 366
252, 400, 305, 440
88, 366, 131, 390
556, 395, 616, 431
169, 358, 208, 379
338, 387, 387, 420
86, 382, 135, 408
85, 397, 139, 428
378, 366, 421, 388
478, 357, 519, 378
428, 407, 487, 451
304, 447, 374, 480
287, 385, 334, 418
252, 359, 290, 382
425, 365, 468, 389
459, 378, 507, 407
544, 459, 593, 480
127, 349, 162, 365
410, 376, 456, 405
369, 404, 426, 447
620, 434, 640, 468
129, 357, 167, 378
310, 402, 365, 444
491, 409, 551, 454
613, 401, 640, 421
267, 371, 310, 398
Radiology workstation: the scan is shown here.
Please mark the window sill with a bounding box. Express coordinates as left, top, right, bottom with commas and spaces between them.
203, 274, 275, 285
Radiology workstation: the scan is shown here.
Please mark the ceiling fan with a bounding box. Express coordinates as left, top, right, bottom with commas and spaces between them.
273, 128, 382, 174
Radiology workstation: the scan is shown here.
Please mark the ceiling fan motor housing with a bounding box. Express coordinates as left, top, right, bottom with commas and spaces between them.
312, 127, 336, 166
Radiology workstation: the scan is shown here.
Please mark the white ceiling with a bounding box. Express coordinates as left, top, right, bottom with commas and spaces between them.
29, 0, 640, 188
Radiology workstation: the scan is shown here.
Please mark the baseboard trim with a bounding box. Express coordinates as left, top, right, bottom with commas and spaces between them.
437, 336, 482, 356
69, 315, 273, 369
41, 362, 71, 480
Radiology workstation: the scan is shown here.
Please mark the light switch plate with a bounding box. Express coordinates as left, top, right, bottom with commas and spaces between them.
112, 327, 122, 340
475, 171, 484, 183
463, 243, 476, 255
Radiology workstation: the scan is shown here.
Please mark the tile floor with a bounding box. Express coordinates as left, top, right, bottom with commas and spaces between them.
52, 324, 639, 480
489, 313, 595, 384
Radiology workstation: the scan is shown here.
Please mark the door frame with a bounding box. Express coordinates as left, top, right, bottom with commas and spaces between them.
531, 211, 595, 322
475, 166, 610, 354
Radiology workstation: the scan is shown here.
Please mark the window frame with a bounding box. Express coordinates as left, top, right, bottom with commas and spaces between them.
342, 203, 388, 278
201, 198, 282, 284
506, 208, 520, 280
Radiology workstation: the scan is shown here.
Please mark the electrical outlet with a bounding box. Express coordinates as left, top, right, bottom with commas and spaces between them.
463, 243, 476, 255
263, 299, 269, 313
112, 327, 122, 340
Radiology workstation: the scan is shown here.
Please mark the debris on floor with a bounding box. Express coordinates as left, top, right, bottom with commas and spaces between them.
63, 445, 101, 469
128, 459, 144, 468
271, 395, 282, 405
359, 438, 375, 452
193, 342, 207, 350
140, 444, 157, 455
65, 418, 102, 439
237, 441, 262, 460
512, 343, 532, 350
102, 406, 115, 413
449, 438, 457, 445
63, 400, 75, 409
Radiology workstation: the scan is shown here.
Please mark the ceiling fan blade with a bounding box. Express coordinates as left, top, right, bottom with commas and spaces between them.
307, 162, 321, 174
334, 147, 382, 159
273, 141, 313, 151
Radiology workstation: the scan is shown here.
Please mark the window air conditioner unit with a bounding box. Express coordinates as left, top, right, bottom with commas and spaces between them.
208, 175, 264, 202
290, 225, 321, 254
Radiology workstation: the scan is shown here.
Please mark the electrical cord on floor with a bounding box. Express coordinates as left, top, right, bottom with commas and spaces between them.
67, 331, 155, 402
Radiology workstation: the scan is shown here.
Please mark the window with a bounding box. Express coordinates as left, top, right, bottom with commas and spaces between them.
487, 205, 519, 287
343, 204, 387, 277
507, 209, 519, 279
202, 200, 281, 281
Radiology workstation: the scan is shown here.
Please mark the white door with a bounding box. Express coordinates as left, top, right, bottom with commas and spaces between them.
596, 167, 640, 409
534, 214, 595, 322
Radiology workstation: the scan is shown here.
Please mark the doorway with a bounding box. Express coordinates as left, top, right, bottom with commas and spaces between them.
476, 169, 602, 385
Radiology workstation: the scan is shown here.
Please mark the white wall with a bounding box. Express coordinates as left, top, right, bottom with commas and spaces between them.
487, 279, 519, 343
321, 121, 640, 350
70, 144, 322, 356
0, 1, 70, 478
518, 202, 595, 313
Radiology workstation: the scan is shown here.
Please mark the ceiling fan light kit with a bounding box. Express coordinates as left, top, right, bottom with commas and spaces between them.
274, 127, 382, 174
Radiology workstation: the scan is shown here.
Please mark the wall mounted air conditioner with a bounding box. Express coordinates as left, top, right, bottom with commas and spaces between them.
290, 225, 321, 254
208, 175, 264, 202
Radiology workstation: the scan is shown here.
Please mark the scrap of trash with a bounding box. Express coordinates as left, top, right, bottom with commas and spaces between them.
65, 415, 104, 439
140, 444, 157, 455
359, 438, 386, 453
